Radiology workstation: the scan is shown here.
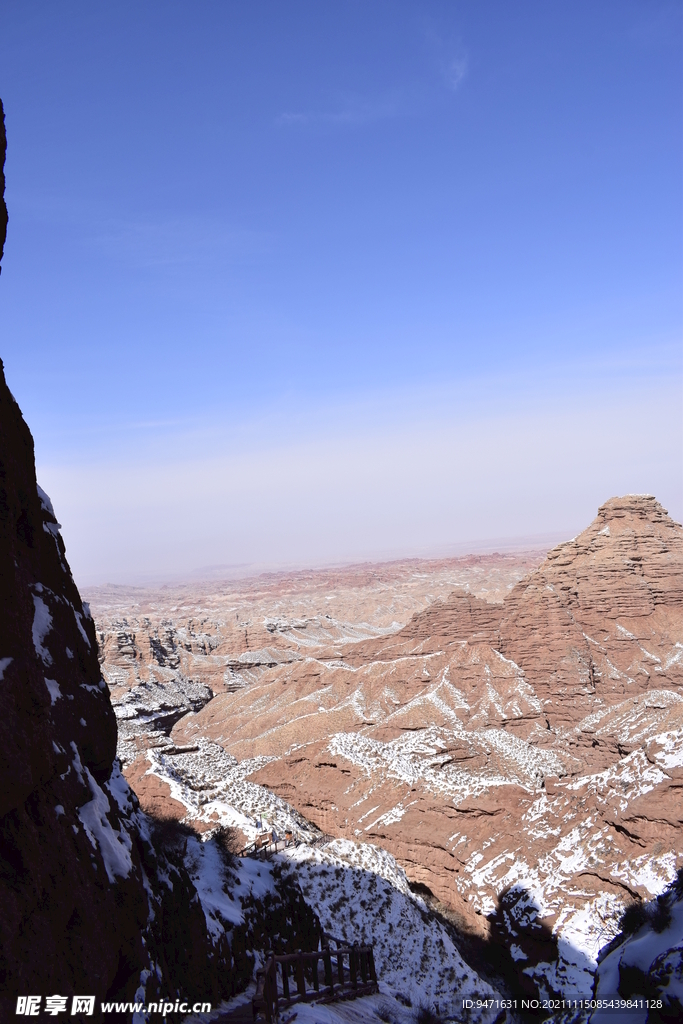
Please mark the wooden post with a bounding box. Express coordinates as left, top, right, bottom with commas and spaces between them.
296, 952, 306, 997
253, 968, 266, 1024
360, 949, 367, 984
337, 950, 344, 986
350, 948, 357, 989
282, 960, 290, 1001
312, 952, 320, 992
368, 947, 377, 983
263, 963, 273, 1024
324, 949, 333, 992
270, 967, 276, 1022
272, 960, 279, 1021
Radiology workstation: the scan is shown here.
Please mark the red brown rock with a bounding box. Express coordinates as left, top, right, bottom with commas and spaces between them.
100, 496, 682, 995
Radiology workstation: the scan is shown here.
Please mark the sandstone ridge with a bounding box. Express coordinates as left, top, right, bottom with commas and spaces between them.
140, 494, 682, 998
92, 491, 683, 999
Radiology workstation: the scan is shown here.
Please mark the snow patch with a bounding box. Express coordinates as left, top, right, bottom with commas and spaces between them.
36, 484, 55, 516
281, 838, 501, 1021
73, 607, 92, 648
32, 592, 53, 665
77, 765, 134, 884
106, 761, 134, 814
594, 887, 683, 1018
44, 678, 61, 704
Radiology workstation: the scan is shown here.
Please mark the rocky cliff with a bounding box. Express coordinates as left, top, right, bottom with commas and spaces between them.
120, 495, 680, 1001
593, 869, 682, 1019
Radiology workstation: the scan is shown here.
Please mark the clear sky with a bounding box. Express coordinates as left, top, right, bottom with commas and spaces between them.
1, 1, 681, 585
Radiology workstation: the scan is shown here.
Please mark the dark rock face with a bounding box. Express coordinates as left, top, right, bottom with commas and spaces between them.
0, 360, 240, 1018
0, 381, 117, 809
0, 102, 236, 1020
593, 870, 683, 1018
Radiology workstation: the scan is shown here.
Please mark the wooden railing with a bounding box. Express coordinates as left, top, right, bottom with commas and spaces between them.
240, 831, 297, 860
252, 936, 378, 1023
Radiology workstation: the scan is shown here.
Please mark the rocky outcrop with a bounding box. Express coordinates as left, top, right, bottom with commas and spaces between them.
128, 496, 682, 1000
0, 359, 245, 1018
90, 553, 539, 819
497, 495, 683, 739
593, 869, 683, 1019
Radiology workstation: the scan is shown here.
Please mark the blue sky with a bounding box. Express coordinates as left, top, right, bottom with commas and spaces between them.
1, 1, 681, 584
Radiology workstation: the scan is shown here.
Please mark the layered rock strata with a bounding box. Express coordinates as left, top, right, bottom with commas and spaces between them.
90, 553, 540, 825
158, 497, 682, 998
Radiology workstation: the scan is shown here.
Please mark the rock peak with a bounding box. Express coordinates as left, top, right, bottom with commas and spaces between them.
596, 493, 676, 524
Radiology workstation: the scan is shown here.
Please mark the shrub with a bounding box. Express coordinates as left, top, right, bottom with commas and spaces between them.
414, 1003, 443, 1024
651, 896, 672, 934
213, 824, 240, 867
619, 901, 649, 936
148, 812, 197, 855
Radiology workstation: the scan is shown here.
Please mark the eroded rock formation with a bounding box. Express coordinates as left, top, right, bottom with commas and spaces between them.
89, 553, 539, 823
103, 496, 682, 999
242, 497, 682, 995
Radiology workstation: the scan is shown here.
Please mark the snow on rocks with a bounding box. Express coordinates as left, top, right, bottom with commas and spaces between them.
153, 814, 507, 1022
31, 588, 53, 665
281, 838, 502, 1022
185, 836, 276, 938
77, 763, 134, 884
44, 677, 61, 703
89, 503, 683, 1012
36, 484, 55, 516
141, 737, 319, 844
593, 872, 683, 1020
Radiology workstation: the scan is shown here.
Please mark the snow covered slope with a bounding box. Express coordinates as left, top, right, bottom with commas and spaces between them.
180, 828, 506, 1023
592, 870, 683, 1022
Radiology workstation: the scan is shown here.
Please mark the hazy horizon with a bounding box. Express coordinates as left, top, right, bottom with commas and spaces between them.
78, 531, 564, 592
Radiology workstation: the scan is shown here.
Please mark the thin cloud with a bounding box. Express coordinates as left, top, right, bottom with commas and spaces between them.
40, 370, 682, 587
91, 217, 272, 268
443, 55, 468, 91
420, 21, 469, 92
277, 91, 407, 128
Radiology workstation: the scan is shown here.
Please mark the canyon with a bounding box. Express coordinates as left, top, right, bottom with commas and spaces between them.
87, 498, 683, 1007
3, 88, 681, 1022
0, 103, 507, 1022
